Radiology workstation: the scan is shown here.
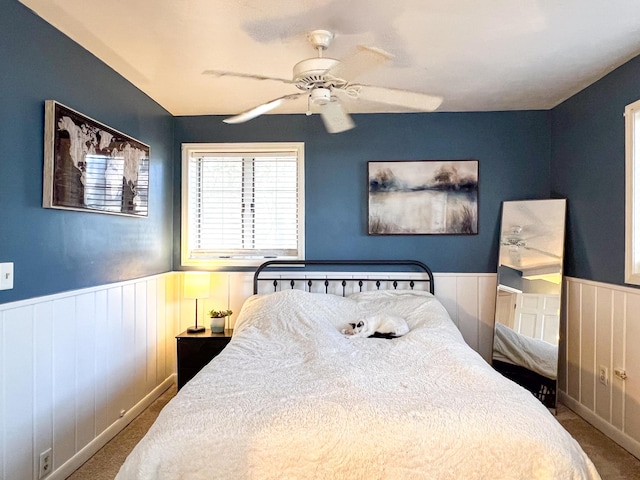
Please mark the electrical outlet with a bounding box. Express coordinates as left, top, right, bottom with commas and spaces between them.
39, 448, 52, 479
598, 365, 609, 386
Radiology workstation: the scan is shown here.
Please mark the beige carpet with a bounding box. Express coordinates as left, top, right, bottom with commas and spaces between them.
67, 386, 176, 480
68, 387, 640, 479
556, 404, 640, 479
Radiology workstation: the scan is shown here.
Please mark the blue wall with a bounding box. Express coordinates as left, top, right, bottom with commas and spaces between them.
550, 55, 640, 286
13, 0, 637, 300
0, 0, 174, 303
174, 111, 551, 273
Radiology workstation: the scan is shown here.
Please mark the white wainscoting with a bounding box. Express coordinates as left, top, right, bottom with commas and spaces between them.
433, 273, 497, 362
0, 272, 179, 480
7, 270, 640, 478
560, 276, 640, 459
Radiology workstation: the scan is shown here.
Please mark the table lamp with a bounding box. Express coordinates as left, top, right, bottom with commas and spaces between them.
183, 272, 210, 333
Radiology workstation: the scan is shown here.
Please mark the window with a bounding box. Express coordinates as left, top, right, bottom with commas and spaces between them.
625, 100, 640, 284
181, 143, 304, 267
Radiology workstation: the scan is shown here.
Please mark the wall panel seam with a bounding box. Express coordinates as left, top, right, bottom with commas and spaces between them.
93, 291, 98, 440
31, 303, 37, 479
1, 311, 4, 480
566, 280, 573, 402
74, 295, 80, 454
562, 279, 568, 398
455, 277, 461, 327
609, 290, 614, 423
592, 286, 598, 413
622, 291, 627, 433
51, 301, 58, 470
475, 278, 481, 350
578, 282, 583, 404
607, 290, 615, 423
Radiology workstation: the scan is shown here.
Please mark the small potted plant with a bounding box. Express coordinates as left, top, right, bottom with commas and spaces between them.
208, 308, 232, 333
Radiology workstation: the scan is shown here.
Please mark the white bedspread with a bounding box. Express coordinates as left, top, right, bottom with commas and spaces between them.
116, 289, 599, 480
493, 322, 559, 379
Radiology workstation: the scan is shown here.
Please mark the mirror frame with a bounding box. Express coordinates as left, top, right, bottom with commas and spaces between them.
491, 198, 567, 412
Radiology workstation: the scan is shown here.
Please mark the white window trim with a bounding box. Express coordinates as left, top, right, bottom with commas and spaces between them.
625, 99, 640, 285
181, 142, 305, 267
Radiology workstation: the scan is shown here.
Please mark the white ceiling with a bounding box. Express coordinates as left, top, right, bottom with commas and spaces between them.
20, 0, 640, 117
499, 200, 566, 273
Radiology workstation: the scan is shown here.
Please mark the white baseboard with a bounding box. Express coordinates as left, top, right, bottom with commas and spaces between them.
49, 375, 176, 480
559, 391, 640, 460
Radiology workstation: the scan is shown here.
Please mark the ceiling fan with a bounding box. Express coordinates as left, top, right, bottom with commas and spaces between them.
501, 226, 561, 266
203, 30, 443, 134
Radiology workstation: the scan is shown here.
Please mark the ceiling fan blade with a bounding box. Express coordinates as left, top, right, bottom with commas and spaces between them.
203, 70, 295, 85
223, 93, 304, 124
509, 249, 521, 266
356, 85, 443, 111
522, 245, 561, 259
324, 45, 392, 82
318, 100, 355, 134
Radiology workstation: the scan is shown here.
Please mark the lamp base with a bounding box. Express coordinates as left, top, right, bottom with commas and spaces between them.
187, 325, 206, 333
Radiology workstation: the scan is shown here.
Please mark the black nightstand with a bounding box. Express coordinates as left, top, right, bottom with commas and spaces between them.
176, 329, 233, 390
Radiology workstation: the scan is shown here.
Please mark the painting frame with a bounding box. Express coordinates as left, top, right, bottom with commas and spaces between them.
43, 100, 150, 217
368, 160, 478, 235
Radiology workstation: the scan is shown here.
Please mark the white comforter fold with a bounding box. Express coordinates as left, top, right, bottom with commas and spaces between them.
493, 321, 558, 379
116, 289, 599, 480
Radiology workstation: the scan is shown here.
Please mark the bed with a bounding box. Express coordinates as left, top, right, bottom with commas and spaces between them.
492, 322, 559, 409
116, 260, 600, 480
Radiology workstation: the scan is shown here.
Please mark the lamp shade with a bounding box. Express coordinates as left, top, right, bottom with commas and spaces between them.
183, 272, 211, 299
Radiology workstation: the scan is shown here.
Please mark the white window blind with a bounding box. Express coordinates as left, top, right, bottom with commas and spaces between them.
181, 143, 304, 266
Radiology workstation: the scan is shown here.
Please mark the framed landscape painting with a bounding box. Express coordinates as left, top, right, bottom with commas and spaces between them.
368, 160, 478, 235
43, 100, 150, 217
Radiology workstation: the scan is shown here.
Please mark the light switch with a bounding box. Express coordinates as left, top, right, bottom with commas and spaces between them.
0, 263, 14, 290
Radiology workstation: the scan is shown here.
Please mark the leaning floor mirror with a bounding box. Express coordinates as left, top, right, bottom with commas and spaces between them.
492, 199, 567, 412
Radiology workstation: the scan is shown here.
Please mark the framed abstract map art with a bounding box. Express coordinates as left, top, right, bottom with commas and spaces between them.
43, 100, 150, 217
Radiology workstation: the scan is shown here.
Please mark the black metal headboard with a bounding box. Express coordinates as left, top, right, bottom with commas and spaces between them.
253, 260, 434, 295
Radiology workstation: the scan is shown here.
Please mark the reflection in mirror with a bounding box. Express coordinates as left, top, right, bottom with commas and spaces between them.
492, 199, 567, 412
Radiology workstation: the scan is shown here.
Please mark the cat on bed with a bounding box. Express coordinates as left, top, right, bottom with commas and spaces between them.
342, 314, 409, 338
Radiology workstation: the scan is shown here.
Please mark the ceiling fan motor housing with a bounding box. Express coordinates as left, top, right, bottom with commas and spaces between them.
292, 57, 344, 89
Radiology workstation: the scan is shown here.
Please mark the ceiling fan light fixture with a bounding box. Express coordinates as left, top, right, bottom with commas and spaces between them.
309, 88, 331, 106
